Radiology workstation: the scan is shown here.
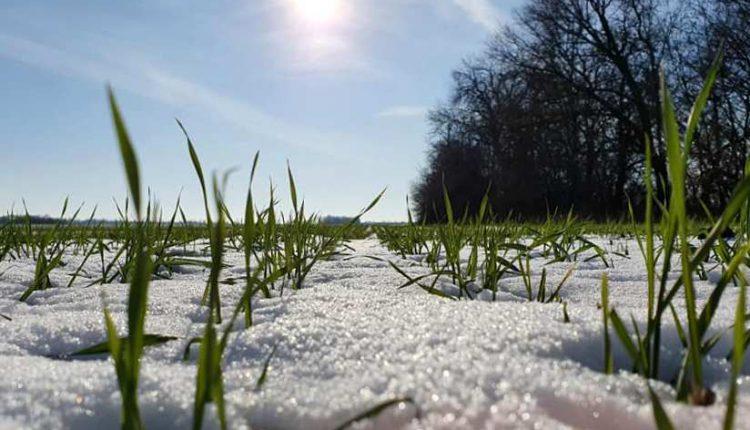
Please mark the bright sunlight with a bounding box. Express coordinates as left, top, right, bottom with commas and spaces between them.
291, 0, 342, 25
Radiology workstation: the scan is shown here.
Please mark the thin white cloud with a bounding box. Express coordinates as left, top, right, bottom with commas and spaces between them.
0, 32, 352, 157
451, 0, 502, 31
377, 105, 428, 118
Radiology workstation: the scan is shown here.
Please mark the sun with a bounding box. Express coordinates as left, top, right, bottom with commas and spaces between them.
291, 0, 342, 25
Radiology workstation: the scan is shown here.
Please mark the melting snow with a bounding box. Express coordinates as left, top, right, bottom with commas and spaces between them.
0, 238, 748, 429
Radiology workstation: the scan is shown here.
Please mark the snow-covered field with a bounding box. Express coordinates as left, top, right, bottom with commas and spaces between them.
0, 238, 748, 429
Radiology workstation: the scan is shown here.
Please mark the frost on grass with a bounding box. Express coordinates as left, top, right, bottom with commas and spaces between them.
0, 238, 748, 429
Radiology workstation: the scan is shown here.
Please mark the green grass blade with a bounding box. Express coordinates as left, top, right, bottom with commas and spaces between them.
697, 243, 750, 337
108, 87, 142, 218
103, 305, 121, 363
648, 384, 676, 430
333, 398, 419, 430
601, 273, 613, 374
609, 309, 640, 369
126, 241, 152, 377
661, 65, 703, 392
71, 334, 177, 357
177, 119, 213, 228
684, 47, 723, 154
193, 310, 216, 430
723, 276, 746, 430
287, 161, 298, 215
441, 180, 454, 224
545, 265, 575, 303
254, 343, 279, 391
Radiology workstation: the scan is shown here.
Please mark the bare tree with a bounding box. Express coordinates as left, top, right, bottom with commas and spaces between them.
413, 0, 749, 222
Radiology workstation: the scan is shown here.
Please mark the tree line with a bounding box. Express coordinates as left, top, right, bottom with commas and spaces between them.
413, 0, 750, 222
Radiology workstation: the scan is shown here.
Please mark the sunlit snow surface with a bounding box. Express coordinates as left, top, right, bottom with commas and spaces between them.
0, 238, 748, 429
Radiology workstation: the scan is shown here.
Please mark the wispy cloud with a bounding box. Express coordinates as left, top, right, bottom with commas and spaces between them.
377, 105, 428, 118
0, 32, 354, 157
451, 0, 503, 31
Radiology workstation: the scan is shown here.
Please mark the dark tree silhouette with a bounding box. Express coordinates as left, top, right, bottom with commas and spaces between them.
413, 0, 750, 222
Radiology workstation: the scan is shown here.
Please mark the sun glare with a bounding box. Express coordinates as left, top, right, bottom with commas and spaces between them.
292, 0, 342, 25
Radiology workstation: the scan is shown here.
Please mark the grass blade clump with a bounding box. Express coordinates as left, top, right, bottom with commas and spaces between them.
600, 49, 750, 416
19, 198, 84, 301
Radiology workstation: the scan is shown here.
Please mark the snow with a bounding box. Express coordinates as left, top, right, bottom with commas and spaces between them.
0, 237, 748, 429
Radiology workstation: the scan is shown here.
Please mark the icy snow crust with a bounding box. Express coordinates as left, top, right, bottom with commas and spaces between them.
0, 238, 748, 429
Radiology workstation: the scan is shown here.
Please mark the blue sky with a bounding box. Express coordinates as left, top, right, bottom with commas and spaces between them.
0, 0, 523, 221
